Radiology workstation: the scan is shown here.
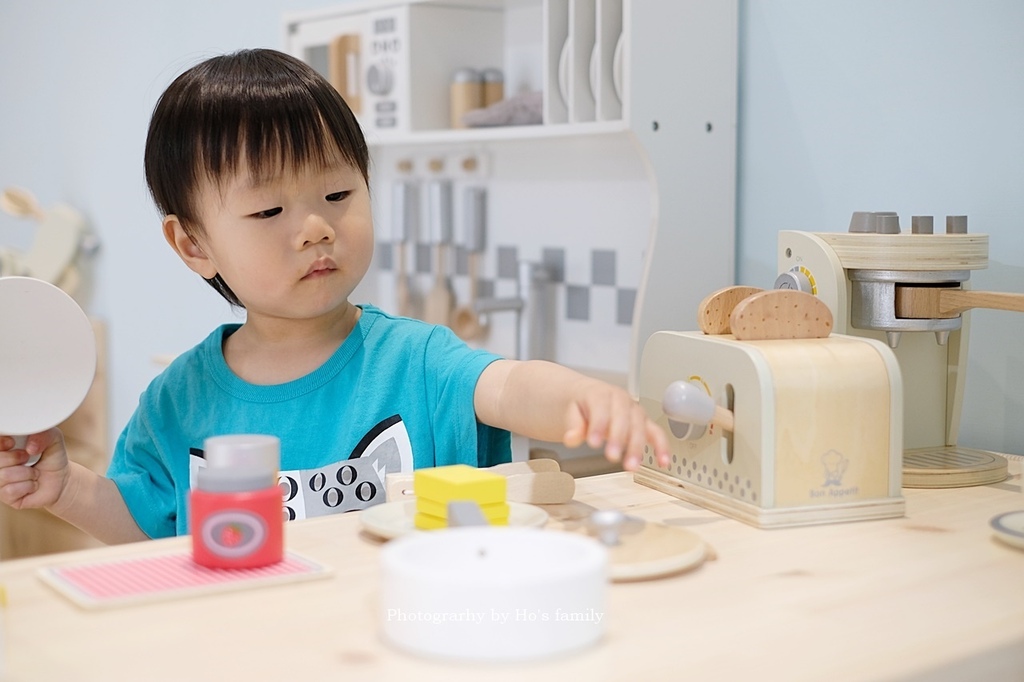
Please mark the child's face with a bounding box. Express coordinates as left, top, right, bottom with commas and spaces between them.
172, 155, 373, 322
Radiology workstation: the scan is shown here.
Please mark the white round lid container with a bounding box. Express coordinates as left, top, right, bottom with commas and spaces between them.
379, 526, 608, 662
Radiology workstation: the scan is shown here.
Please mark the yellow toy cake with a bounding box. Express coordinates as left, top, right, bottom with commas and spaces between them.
413, 464, 509, 529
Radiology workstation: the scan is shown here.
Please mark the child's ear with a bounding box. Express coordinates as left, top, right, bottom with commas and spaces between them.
163, 215, 218, 280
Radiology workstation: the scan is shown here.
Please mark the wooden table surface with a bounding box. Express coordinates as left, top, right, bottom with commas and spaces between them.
1, 459, 1022, 682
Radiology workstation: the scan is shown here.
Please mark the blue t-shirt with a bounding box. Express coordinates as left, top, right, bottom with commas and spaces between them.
107, 305, 511, 538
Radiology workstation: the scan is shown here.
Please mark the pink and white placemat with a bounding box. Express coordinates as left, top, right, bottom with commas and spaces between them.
38, 551, 331, 610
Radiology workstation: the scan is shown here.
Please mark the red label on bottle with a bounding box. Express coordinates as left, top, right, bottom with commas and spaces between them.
190, 488, 283, 569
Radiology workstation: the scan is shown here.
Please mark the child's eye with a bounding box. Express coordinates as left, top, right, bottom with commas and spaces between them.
326, 191, 350, 203
251, 207, 282, 219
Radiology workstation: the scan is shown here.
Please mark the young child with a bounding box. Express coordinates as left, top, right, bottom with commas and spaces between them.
0, 49, 669, 544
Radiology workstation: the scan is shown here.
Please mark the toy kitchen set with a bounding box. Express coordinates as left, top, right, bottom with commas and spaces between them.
635, 214, 1024, 528
284, 1, 1022, 519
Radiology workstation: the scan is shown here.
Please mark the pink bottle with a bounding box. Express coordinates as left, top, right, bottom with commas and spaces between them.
190, 435, 283, 569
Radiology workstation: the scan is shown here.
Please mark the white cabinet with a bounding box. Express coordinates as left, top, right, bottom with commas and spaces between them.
284, 0, 738, 394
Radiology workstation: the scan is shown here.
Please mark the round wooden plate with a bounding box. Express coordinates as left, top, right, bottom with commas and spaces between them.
902, 447, 1008, 488
545, 511, 709, 581
604, 522, 708, 582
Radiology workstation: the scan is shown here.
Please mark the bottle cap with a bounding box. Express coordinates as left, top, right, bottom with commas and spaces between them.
203, 434, 279, 471
196, 466, 276, 492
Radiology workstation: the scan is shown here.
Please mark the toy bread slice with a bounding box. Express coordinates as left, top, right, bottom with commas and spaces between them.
697, 285, 764, 334
729, 289, 833, 340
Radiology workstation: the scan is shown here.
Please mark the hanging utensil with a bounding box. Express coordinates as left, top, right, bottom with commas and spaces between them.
391, 181, 417, 317
452, 186, 487, 340
423, 180, 454, 326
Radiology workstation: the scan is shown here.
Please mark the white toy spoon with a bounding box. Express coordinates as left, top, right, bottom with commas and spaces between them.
662, 380, 734, 433
0, 276, 96, 465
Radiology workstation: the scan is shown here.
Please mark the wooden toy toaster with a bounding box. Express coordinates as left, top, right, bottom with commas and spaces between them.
634, 323, 906, 528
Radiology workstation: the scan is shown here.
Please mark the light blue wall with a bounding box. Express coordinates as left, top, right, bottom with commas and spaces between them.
1, 0, 1021, 455
738, 0, 1024, 454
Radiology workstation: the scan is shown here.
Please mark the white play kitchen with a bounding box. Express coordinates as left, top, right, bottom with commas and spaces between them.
283, 0, 738, 466
283, 0, 738, 391
1, 1, 1023, 679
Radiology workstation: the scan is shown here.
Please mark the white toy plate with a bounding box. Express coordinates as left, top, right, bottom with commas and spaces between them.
557, 36, 571, 109
990, 510, 1024, 551
0, 276, 96, 436
589, 42, 599, 102
360, 500, 548, 540
612, 33, 624, 103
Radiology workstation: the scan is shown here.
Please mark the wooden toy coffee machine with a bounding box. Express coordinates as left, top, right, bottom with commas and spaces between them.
774, 214, 1024, 489
634, 213, 1024, 527
635, 287, 906, 528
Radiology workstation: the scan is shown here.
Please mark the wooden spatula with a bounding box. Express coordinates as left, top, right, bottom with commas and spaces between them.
451, 187, 487, 341
895, 286, 1024, 319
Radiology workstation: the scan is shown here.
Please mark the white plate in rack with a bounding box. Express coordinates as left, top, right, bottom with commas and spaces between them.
557, 36, 571, 108
612, 33, 624, 103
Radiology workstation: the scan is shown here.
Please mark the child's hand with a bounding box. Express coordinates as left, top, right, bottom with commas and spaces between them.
0, 428, 70, 510
562, 383, 670, 472
476, 360, 673, 472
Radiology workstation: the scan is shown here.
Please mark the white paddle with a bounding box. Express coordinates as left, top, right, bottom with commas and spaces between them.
0, 276, 96, 465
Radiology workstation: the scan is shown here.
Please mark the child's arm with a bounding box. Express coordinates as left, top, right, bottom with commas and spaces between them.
474, 359, 671, 471
0, 430, 148, 544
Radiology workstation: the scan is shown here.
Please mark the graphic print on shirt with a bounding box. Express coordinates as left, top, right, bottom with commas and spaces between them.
188, 415, 413, 521
279, 415, 413, 520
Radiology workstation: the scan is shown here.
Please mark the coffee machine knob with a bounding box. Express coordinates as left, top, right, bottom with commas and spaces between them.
774, 267, 813, 293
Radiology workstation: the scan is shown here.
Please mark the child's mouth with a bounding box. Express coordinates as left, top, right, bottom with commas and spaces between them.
303, 257, 337, 279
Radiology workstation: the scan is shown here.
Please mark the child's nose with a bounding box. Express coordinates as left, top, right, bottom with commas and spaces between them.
298, 212, 335, 247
